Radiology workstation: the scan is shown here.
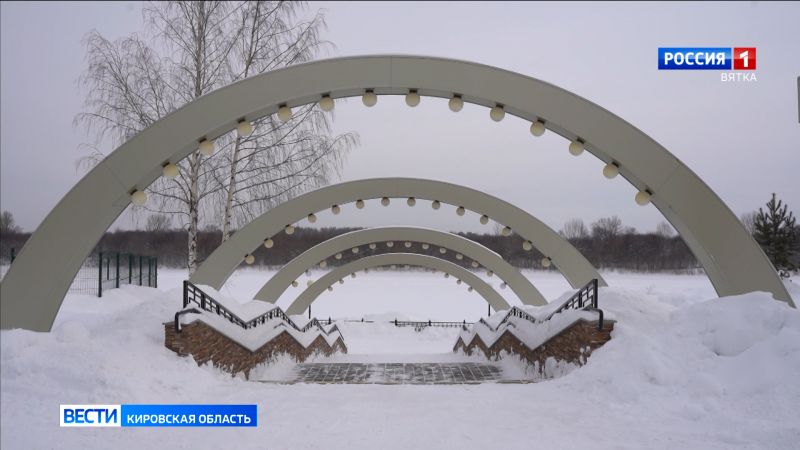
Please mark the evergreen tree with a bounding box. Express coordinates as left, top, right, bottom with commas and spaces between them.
753, 193, 798, 277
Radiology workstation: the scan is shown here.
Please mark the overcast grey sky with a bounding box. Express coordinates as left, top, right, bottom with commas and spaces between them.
1, 1, 798, 235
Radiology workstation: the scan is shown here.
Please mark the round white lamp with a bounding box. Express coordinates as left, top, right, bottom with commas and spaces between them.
405, 91, 420, 107
489, 105, 505, 121
569, 140, 584, 156
362, 90, 377, 107
162, 163, 179, 179
237, 120, 253, 137
603, 163, 620, 179
530, 121, 546, 137
131, 190, 147, 206
319, 95, 334, 112
277, 105, 292, 122
449, 96, 464, 112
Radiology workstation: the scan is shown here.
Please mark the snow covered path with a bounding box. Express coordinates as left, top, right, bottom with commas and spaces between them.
286, 362, 504, 384
2, 269, 800, 449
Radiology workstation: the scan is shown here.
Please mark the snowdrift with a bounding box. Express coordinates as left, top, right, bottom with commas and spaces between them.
1, 273, 799, 449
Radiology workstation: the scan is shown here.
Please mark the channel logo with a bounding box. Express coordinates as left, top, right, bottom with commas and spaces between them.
658, 47, 756, 70
60, 404, 258, 427
60, 405, 121, 427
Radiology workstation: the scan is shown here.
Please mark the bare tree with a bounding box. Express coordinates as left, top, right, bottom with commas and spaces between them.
77, 1, 355, 274
0, 211, 22, 234
655, 221, 674, 237
591, 216, 623, 240
145, 214, 172, 232
740, 211, 757, 235
211, 1, 356, 241
560, 218, 588, 240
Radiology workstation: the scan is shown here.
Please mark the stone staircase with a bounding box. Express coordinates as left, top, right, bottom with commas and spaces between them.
455, 279, 615, 377
165, 281, 347, 379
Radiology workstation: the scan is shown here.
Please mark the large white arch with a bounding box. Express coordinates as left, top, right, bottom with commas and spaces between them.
285, 253, 510, 315
2, 55, 790, 331
191, 178, 603, 294
253, 226, 549, 306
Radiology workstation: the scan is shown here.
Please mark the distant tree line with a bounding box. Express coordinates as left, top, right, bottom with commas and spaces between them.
0, 221, 700, 273
3, 192, 797, 275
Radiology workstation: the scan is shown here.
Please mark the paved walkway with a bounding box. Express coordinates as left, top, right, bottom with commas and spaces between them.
291, 362, 503, 384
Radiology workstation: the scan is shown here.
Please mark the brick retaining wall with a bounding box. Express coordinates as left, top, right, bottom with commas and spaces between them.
454, 319, 614, 377
165, 320, 347, 379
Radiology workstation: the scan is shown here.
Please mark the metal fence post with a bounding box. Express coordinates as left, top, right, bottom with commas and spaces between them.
148, 257, 152, 287
183, 280, 189, 308
138, 256, 143, 286
128, 254, 133, 285
115, 253, 120, 288
10, 247, 15, 263
98, 252, 103, 298
154, 257, 158, 288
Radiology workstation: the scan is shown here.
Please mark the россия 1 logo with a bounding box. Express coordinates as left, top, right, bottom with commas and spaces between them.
658, 47, 757, 82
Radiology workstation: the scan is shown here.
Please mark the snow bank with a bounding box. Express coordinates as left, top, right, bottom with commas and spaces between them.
2, 273, 799, 449
554, 288, 800, 408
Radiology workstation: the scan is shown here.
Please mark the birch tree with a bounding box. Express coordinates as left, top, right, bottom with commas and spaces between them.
77, 1, 355, 274
210, 1, 355, 241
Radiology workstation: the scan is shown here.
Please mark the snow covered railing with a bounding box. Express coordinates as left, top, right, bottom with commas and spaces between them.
181, 281, 339, 335
545, 278, 604, 331
468, 278, 604, 334
546, 278, 600, 324
495, 307, 538, 329
393, 319, 474, 329
173, 307, 202, 333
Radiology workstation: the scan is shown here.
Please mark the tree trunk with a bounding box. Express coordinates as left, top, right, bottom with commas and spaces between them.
221, 138, 243, 242
187, 152, 201, 274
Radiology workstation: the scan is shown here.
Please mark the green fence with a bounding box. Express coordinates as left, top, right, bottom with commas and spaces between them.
1, 248, 157, 297
77, 252, 158, 297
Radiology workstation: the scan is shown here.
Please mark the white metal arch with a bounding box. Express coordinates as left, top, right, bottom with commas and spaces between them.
2, 55, 790, 331
253, 226, 548, 306
285, 253, 510, 315
191, 178, 603, 295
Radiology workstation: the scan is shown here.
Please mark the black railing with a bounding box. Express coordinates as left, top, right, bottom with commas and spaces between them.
467, 279, 604, 333
181, 280, 341, 336
69, 251, 157, 297
545, 278, 600, 325
174, 308, 201, 333
393, 319, 474, 329
497, 307, 538, 329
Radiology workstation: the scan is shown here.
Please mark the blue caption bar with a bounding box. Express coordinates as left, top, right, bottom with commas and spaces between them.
658, 47, 731, 70
121, 404, 257, 427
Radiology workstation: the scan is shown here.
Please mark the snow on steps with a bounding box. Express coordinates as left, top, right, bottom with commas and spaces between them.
164, 283, 347, 378
454, 306, 614, 378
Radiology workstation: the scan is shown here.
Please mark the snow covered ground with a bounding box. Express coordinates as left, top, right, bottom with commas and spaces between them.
2, 268, 800, 449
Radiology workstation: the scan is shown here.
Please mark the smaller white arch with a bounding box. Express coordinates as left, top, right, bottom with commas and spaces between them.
191, 178, 607, 292
255, 226, 547, 306
285, 253, 510, 315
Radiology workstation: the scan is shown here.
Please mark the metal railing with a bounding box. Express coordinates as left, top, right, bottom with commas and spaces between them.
0, 248, 157, 296
496, 307, 538, 329
181, 281, 340, 336
545, 278, 600, 324
393, 319, 474, 329
96, 252, 158, 297
467, 279, 604, 333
